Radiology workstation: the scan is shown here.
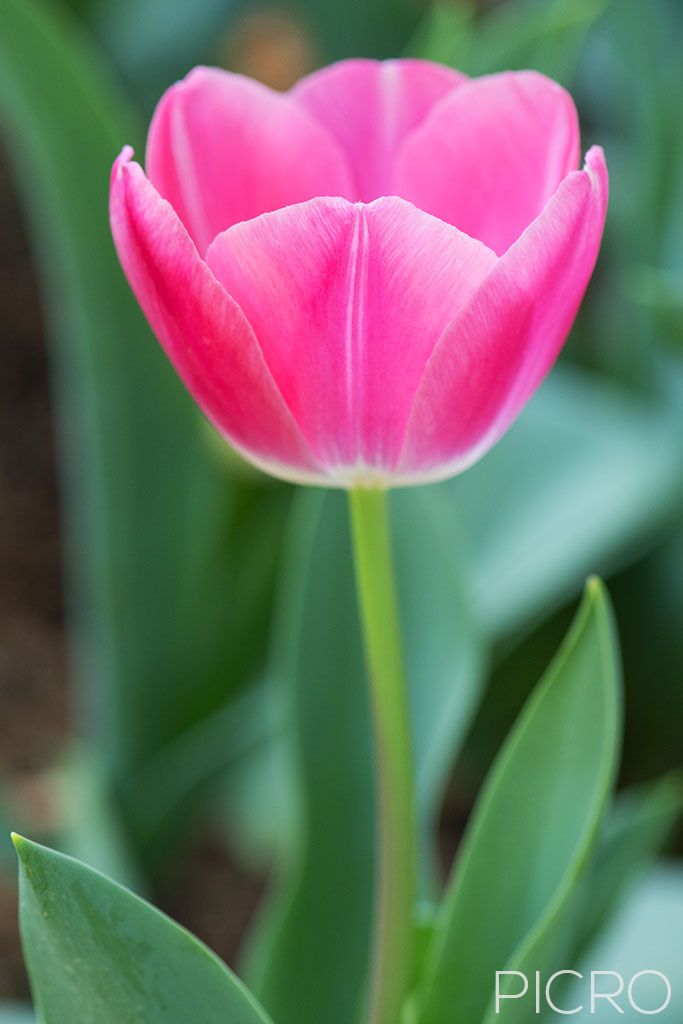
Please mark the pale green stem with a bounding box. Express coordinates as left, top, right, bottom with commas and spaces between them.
348, 488, 416, 1024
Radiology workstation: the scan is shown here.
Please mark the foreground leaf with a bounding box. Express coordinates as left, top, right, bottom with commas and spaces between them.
14, 836, 272, 1024
414, 579, 621, 1024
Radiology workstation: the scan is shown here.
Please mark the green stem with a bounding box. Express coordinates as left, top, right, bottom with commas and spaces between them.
349, 488, 416, 1024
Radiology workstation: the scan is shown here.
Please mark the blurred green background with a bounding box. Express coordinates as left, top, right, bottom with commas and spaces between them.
0, 0, 681, 1015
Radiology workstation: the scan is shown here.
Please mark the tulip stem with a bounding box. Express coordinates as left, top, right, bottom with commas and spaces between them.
349, 487, 415, 1024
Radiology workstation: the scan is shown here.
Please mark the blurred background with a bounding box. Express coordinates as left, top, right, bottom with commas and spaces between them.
0, 0, 682, 1017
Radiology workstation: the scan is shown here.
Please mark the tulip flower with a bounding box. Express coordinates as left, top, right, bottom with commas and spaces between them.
110, 59, 607, 489
110, 59, 608, 1024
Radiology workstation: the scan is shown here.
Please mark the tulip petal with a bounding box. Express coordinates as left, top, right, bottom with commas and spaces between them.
399, 147, 608, 483
109, 148, 320, 481
146, 67, 354, 254
292, 59, 466, 202
394, 71, 580, 255
206, 196, 496, 480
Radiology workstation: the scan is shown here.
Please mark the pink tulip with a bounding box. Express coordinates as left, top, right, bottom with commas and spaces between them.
110, 59, 607, 487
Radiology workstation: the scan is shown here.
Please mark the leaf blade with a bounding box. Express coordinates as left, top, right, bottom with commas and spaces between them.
14, 836, 272, 1024
415, 579, 622, 1024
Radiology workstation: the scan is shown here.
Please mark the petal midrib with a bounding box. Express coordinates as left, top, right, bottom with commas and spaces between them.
343, 205, 371, 466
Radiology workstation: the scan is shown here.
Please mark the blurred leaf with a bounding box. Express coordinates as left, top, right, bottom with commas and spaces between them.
600, 516, 683, 787
570, 863, 683, 1021
291, 0, 420, 62
0, 789, 19, 873
576, 773, 683, 954
580, 0, 683, 381
0, 0, 281, 863
443, 367, 683, 641
413, 580, 621, 1024
404, 1, 474, 67
609, 0, 676, 249
49, 745, 143, 890
220, 698, 299, 871
245, 487, 485, 1024
120, 680, 280, 873
415, 0, 606, 83
410, 902, 438, 991
90, 0, 240, 110
14, 835, 273, 1024
627, 265, 683, 342
477, 0, 606, 82
0, 1007, 34, 1024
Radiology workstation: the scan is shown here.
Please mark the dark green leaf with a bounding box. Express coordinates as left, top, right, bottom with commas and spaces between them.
404, 1, 474, 68
120, 681, 280, 870
414, 0, 606, 83
471, 0, 606, 82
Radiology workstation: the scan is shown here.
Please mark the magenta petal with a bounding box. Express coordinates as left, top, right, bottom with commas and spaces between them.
206, 196, 496, 479
394, 70, 580, 255
399, 147, 608, 481
146, 67, 354, 254
109, 148, 319, 480
291, 59, 466, 202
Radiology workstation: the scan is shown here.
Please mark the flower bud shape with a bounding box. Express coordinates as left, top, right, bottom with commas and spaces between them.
110, 60, 608, 488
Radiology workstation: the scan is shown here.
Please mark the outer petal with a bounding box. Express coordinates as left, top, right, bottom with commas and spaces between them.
146, 67, 354, 254
291, 59, 466, 202
109, 147, 320, 481
394, 71, 580, 255
399, 147, 608, 482
206, 196, 496, 481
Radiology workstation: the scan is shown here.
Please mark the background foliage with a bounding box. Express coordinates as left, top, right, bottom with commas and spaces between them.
0, 0, 681, 1018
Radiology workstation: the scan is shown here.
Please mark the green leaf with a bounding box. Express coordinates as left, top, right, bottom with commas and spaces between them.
443, 368, 683, 641
91, 0, 242, 110
290, 0, 421, 63
627, 265, 683, 343
244, 488, 485, 1024
413, 0, 606, 83
404, 1, 474, 67
120, 681, 280, 870
48, 745, 144, 891
472, 0, 606, 82
13, 835, 273, 1024
414, 579, 622, 1024
576, 772, 683, 954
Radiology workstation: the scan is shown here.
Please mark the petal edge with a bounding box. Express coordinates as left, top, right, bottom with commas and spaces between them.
109, 148, 320, 481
